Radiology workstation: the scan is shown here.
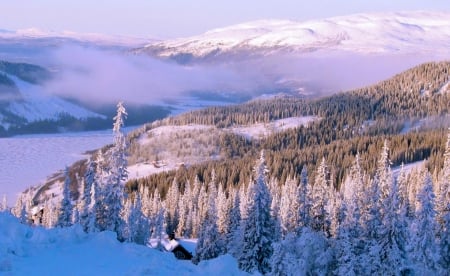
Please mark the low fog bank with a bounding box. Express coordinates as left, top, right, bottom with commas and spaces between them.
42, 45, 449, 106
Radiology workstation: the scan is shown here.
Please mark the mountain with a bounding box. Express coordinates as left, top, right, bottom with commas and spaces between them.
136, 11, 450, 62
27, 61, 449, 204
0, 27, 152, 48
0, 61, 171, 136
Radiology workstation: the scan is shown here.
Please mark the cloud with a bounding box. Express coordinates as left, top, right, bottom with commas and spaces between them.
42, 45, 446, 106
43, 45, 271, 106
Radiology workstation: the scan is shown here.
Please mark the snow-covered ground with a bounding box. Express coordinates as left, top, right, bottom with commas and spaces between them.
0, 131, 113, 206
0, 212, 246, 275
0, 74, 104, 129
230, 116, 318, 140
141, 11, 450, 58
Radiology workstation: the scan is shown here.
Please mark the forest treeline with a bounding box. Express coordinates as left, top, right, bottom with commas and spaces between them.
125, 62, 449, 196
127, 129, 448, 198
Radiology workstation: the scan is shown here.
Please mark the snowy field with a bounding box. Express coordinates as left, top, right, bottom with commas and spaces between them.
0, 212, 245, 275
231, 116, 318, 140
0, 131, 113, 206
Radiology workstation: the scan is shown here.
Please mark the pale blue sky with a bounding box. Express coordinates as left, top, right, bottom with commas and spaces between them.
2, 0, 449, 38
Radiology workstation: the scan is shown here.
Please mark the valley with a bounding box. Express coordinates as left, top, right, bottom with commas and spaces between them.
1, 8, 449, 275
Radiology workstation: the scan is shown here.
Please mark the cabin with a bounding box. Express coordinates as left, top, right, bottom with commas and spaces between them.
165, 233, 193, 260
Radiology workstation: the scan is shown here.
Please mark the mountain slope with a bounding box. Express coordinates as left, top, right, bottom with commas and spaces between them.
137, 11, 450, 61
0, 61, 106, 135
0, 212, 245, 275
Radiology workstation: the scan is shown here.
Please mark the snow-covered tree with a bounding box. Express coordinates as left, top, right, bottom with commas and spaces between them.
121, 193, 150, 245
165, 178, 179, 234
335, 153, 366, 275
437, 128, 450, 272
279, 177, 299, 236
176, 181, 191, 238
237, 151, 276, 274
374, 141, 409, 275
298, 166, 310, 230
310, 157, 331, 235
87, 181, 100, 232
216, 183, 231, 237
79, 157, 96, 231
228, 188, 242, 255
101, 101, 128, 234
270, 229, 333, 275
42, 200, 57, 228
409, 170, 440, 274
193, 175, 223, 264
150, 190, 166, 251
57, 166, 73, 228
109, 101, 128, 185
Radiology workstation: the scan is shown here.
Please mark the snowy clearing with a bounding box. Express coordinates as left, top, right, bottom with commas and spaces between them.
0, 212, 246, 275
230, 116, 318, 140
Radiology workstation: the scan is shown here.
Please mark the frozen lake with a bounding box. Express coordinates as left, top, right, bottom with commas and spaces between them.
0, 130, 114, 206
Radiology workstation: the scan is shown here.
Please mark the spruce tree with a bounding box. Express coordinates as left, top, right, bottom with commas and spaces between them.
79, 157, 96, 231
410, 170, 440, 274
102, 101, 128, 234
310, 157, 331, 235
237, 151, 276, 274
298, 166, 310, 230
193, 176, 223, 264
57, 166, 73, 227
437, 128, 450, 272
376, 141, 408, 274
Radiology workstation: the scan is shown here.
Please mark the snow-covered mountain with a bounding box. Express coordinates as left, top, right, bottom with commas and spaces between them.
0, 27, 152, 47
2, 74, 105, 125
0, 69, 105, 133
137, 11, 450, 60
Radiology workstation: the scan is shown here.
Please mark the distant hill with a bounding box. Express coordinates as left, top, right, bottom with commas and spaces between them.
0, 61, 170, 136
135, 11, 450, 62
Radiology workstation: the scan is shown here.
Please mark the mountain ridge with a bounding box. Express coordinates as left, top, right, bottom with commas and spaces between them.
135, 11, 450, 61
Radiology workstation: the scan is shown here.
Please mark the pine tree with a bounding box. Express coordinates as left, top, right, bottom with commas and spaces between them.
101, 101, 128, 234
298, 166, 310, 230
57, 167, 73, 227
228, 189, 242, 255
150, 190, 166, 250
335, 153, 366, 275
87, 181, 100, 232
121, 193, 150, 244
165, 178, 179, 235
216, 183, 231, 237
279, 177, 299, 236
437, 128, 450, 272
176, 181, 190, 238
310, 157, 331, 235
42, 200, 56, 228
376, 141, 408, 275
79, 157, 96, 231
360, 149, 383, 274
409, 170, 440, 274
193, 176, 223, 264
237, 151, 276, 274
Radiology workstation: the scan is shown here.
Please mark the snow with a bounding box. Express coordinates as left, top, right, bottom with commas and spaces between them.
0, 212, 246, 275
231, 116, 318, 140
143, 11, 450, 58
0, 130, 113, 206
392, 160, 425, 178
1, 74, 104, 126
438, 80, 450, 94
0, 27, 152, 47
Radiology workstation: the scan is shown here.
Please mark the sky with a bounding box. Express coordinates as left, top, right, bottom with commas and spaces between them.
2, 0, 450, 38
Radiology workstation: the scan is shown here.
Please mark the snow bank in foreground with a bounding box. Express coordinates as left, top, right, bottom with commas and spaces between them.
0, 212, 246, 275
